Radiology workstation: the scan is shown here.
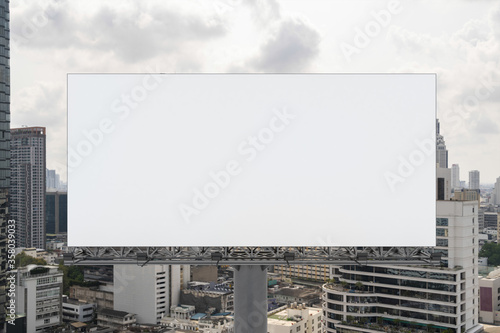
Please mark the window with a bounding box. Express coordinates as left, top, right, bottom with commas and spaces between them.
44, 319, 50, 324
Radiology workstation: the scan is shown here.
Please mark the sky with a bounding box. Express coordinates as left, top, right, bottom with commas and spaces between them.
10, 0, 500, 184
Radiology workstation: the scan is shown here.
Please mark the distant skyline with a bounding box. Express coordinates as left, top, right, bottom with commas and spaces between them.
10, 0, 500, 183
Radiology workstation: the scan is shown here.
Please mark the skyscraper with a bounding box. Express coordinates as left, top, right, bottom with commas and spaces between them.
469, 170, 480, 191
493, 176, 500, 206
451, 164, 460, 189
0, 0, 10, 331
10, 127, 46, 249
46, 191, 67, 234
436, 119, 448, 168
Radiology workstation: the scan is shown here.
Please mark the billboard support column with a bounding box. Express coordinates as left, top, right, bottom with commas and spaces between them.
233, 265, 268, 333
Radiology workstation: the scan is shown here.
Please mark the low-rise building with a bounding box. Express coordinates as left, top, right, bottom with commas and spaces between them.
269, 286, 322, 306
97, 308, 136, 329
62, 296, 95, 323
479, 268, 500, 324
267, 304, 322, 333
70, 285, 113, 309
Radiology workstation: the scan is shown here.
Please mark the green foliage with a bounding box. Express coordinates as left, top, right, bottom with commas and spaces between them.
58, 262, 86, 295
479, 242, 500, 265
15, 252, 47, 268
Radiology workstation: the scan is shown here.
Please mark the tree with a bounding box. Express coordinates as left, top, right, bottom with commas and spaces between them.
15, 252, 47, 268
355, 281, 364, 291
59, 262, 85, 295
479, 242, 500, 266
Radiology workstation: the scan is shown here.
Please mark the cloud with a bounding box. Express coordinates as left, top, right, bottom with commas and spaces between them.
250, 17, 321, 72
11, 0, 228, 63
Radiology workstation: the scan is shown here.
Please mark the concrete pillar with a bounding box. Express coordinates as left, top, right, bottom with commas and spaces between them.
233, 265, 268, 333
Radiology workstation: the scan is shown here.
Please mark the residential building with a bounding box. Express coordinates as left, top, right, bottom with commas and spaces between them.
46, 191, 67, 234
0, 0, 10, 330
469, 170, 480, 191
70, 285, 113, 310
10, 127, 46, 248
114, 264, 190, 324
62, 297, 95, 323
323, 199, 480, 333
96, 308, 136, 329
274, 264, 330, 282
479, 268, 500, 324
181, 281, 234, 313
14, 265, 63, 332
161, 305, 234, 333
269, 287, 322, 306
267, 304, 322, 333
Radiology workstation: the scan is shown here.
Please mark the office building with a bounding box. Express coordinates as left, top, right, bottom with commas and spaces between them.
14, 265, 63, 332
10, 127, 46, 249
452, 164, 461, 189
323, 198, 480, 332
0, 0, 10, 331
46, 191, 67, 234
469, 170, 480, 191
436, 120, 448, 168
114, 264, 190, 324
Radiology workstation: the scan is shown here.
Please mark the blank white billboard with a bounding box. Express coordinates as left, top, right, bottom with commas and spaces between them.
68, 74, 436, 247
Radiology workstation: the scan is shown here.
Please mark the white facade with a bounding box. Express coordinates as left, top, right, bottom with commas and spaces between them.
62, 298, 95, 322
452, 164, 461, 189
469, 170, 480, 190
15, 265, 63, 332
268, 305, 322, 333
322, 200, 480, 333
114, 264, 190, 324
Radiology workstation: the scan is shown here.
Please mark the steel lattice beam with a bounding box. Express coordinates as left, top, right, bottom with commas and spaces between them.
63, 246, 442, 266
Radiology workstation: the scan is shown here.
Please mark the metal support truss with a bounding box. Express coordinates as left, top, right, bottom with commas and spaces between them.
63, 246, 442, 266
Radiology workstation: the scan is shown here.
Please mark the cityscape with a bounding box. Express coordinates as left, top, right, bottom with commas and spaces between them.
2, 1, 500, 333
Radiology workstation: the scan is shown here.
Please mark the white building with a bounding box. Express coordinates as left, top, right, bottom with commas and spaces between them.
14, 265, 63, 332
267, 304, 322, 333
469, 170, 480, 190
62, 297, 95, 323
114, 264, 190, 324
479, 268, 500, 324
323, 199, 480, 333
452, 164, 461, 189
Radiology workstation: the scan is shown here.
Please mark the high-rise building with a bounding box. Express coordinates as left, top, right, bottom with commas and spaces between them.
493, 176, 500, 206
45, 191, 67, 235
323, 199, 480, 333
452, 164, 461, 189
469, 170, 480, 191
14, 265, 63, 332
0, 1, 10, 331
436, 119, 448, 168
114, 264, 190, 324
10, 127, 46, 249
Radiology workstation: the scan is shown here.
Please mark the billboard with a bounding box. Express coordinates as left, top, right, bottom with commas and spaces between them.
68, 74, 436, 246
